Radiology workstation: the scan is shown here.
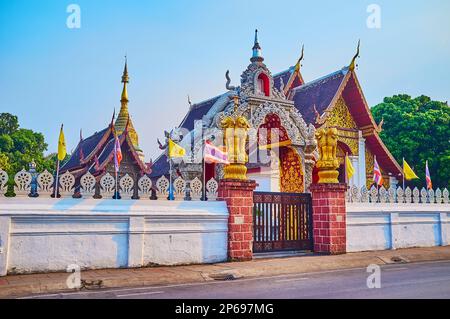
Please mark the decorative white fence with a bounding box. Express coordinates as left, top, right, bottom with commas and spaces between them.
346, 185, 449, 204
0, 169, 219, 201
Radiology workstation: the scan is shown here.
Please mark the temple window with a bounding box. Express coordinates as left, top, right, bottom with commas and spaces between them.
256, 73, 270, 96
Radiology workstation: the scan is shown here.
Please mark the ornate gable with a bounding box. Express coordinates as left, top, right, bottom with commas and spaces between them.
325, 97, 357, 130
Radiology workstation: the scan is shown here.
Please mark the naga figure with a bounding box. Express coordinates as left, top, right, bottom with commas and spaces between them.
315, 127, 340, 183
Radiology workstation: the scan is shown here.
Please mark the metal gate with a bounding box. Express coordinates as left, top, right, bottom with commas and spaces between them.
253, 192, 313, 253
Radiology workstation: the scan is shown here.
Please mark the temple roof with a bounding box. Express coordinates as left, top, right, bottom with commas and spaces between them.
60, 124, 150, 176
151, 65, 402, 178
60, 127, 110, 172
179, 95, 222, 131
290, 68, 348, 124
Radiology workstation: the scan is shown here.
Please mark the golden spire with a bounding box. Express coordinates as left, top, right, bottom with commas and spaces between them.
349, 40, 360, 71
115, 57, 141, 153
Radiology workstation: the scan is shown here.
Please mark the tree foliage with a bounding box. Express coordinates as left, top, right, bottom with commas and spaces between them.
0, 113, 19, 135
0, 113, 60, 194
371, 95, 450, 188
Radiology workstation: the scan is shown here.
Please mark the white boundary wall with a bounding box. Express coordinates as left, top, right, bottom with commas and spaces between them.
347, 204, 450, 252
0, 198, 228, 276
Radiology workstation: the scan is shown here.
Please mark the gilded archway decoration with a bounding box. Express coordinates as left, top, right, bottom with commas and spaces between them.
279, 147, 304, 193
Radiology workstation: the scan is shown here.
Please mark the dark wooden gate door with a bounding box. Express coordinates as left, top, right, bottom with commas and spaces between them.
253, 192, 313, 253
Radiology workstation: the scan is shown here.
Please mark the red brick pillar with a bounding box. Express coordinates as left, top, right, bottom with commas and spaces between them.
218, 179, 257, 261
310, 183, 347, 255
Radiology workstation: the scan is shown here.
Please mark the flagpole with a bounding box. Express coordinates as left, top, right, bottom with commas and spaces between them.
402, 157, 405, 191
115, 170, 118, 200
169, 157, 173, 200
202, 148, 206, 201
54, 160, 60, 198
375, 155, 379, 203
426, 160, 430, 203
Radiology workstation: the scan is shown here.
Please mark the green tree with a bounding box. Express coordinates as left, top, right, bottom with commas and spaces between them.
0, 113, 60, 195
371, 95, 450, 188
0, 113, 19, 135
0, 152, 10, 171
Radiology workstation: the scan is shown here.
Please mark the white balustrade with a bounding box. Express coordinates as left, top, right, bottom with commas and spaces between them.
137, 175, 152, 200
190, 177, 203, 201
0, 169, 8, 196
100, 172, 115, 199
80, 171, 96, 198
58, 171, 75, 198
37, 170, 54, 197
206, 178, 218, 201
405, 187, 412, 204
444, 188, 449, 204
156, 175, 169, 200
346, 185, 450, 206
412, 187, 420, 204
119, 174, 134, 200
14, 169, 32, 197
173, 177, 186, 201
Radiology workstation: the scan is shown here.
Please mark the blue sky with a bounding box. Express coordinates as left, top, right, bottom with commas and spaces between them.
1, 0, 449, 161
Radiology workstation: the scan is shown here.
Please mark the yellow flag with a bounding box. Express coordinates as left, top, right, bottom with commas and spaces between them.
168, 139, 185, 158
57, 124, 67, 161
403, 159, 419, 180
345, 155, 355, 180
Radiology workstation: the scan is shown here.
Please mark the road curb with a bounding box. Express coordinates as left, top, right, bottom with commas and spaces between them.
2, 246, 450, 298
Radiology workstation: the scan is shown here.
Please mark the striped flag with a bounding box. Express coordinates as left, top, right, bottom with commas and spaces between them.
114, 135, 122, 172
204, 140, 229, 164
373, 156, 383, 186
425, 160, 432, 190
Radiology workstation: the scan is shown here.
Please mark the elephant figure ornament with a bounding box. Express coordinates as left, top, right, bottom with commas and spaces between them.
315, 127, 340, 183
219, 96, 250, 180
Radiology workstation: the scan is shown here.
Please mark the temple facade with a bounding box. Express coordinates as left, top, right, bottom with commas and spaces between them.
151, 31, 401, 193
60, 61, 151, 198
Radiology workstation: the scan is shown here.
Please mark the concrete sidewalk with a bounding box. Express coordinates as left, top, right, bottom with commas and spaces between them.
1, 246, 450, 298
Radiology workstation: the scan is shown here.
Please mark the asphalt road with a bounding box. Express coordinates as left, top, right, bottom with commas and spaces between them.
21, 260, 450, 299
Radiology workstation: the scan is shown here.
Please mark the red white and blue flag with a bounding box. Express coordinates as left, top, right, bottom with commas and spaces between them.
114, 135, 122, 172
426, 160, 432, 190
373, 156, 383, 186
204, 140, 229, 164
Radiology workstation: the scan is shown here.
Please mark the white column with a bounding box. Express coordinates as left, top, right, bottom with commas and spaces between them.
440, 213, 448, 246
0, 217, 11, 276
358, 131, 367, 189
128, 216, 145, 268
389, 212, 399, 250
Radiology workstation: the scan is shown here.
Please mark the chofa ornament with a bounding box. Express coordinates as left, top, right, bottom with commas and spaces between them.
315, 127, 339, 183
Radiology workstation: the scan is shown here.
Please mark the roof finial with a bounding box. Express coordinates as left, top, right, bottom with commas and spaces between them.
251, 29, 264, 63
188, 95, 192, 107
294, 44, 304, 72
349, 40, 360, 71
121, 56, 129, 102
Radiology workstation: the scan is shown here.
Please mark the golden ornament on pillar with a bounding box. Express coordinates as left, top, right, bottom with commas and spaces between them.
220, 96, 250, 180
315, 127, 340, 183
